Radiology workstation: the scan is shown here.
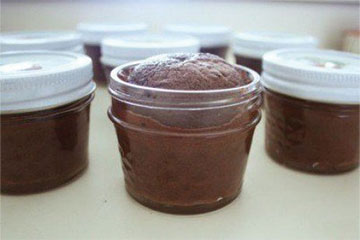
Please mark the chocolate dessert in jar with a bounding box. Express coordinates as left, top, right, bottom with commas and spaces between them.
101, 33, 200, 83
234, 32, 318, 74
262, 49, 360, 174
0, 31, 84, 53
0, 51, 96, 194
77, 23, 148, 85
108, 53, 262, 214
164, 24, 232, 59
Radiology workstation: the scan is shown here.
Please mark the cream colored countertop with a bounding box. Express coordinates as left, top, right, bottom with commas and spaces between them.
1, 87, 359, 240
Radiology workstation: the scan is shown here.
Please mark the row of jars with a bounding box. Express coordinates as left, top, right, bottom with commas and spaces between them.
1, 23, 319, 85
0, 24, 359, 214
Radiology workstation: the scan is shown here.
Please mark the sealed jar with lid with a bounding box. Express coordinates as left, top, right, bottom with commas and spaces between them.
0, 31, 83, 53
101, 33, 200, 83
77, 22, 148, 85
234, 32, 318, 73
164, 24, 232, 59
262, 49, 359, 174
0, 51, 96, 193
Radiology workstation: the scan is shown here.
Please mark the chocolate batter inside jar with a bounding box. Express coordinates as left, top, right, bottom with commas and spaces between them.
164, 24, 232, 59
0, 51, 96, 194
77, 22, 148, 85
108, 53, 262, 214
262, 49, 360, 174
233, 32, 318, 74
0, 31, 84, 53
101, 33, 200, 83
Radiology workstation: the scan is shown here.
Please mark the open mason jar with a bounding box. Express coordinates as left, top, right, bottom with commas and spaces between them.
0, 51, 96, 193
108, 61, 262, 214
262, 49, 359, 174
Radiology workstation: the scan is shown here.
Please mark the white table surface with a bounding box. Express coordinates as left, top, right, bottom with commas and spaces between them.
1, 87, 359, 240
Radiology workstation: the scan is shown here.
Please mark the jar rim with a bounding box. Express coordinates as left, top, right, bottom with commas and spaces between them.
109, 60, 261, 95
109, 60, 261, 110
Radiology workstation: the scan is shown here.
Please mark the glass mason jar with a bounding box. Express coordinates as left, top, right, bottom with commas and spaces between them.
108, 61, 262, 214
0, 51, 96, 193
77, 22, 148, 85
164, 24, 232, 59
233, 32, 318, 74
262, 49, 359, 174
100, 33, 200, 83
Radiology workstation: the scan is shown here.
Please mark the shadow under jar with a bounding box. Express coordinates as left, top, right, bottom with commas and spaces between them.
233, 31, 318, 74
0, 51, 96, 194
262, 49, 360, 174
164, 24, 232, 59
77, 22, 148, 85
108, 61, 262, 214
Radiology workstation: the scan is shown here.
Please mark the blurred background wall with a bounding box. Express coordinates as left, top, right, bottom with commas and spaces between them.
1, 0, 359, 50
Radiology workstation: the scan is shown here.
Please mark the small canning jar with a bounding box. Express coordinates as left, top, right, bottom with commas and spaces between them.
233, 32, 318, 74
0, 51, 96, 193
0, 31, 84, 53
100, 33, 200, 83
164, 24, 232, 59
262, 49, 360, 174
108, 61, 262, 214
77, 23, 148, 85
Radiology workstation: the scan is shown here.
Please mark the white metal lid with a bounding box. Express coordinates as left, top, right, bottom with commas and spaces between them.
164, 24, 232, 47
233, 31, 318, 58
101, 33, 200, 66
77, 22, 148, 45
261, 49, 360, 105
0, 51, 96, 114
0, 31, 82, 52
